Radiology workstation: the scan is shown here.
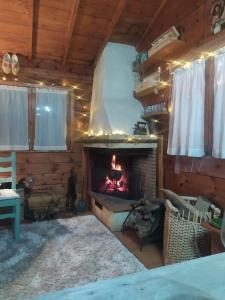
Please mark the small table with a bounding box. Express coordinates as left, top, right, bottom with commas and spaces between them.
202, 222, 224, 254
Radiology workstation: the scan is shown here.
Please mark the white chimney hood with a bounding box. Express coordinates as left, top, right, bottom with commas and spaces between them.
88, 42, 144, 136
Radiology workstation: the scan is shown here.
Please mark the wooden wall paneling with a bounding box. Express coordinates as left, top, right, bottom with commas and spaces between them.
16, 151, 83, 193
157, 135, 164, 197
180, 4, 206, 48
16, 161, 76, 175
164, 170, 225, 209
16, 66, 93, 85
28, 87, 36, 150
66, 91, 73, 150
204, 58, 214, 155
81, 147, 90, 205
142, 0, 206, 50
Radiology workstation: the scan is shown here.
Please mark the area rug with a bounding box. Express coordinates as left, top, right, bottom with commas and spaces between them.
0, 215, 145, 300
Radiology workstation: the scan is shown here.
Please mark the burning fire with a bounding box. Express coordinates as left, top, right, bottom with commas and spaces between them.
111, 154, 122, 171
99, 154, 128, 194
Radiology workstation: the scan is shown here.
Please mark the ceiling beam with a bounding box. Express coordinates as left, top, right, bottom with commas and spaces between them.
136, 0, 168, 51
94, 0, 128, 66
18, 66, 93, 83
28, 0, 35, 59
62, 0, 80, 67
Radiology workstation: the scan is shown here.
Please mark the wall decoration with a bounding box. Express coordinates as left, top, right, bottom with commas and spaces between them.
2, 53, 20, 75
148, 26, 180, 58
211, 0, 225, 34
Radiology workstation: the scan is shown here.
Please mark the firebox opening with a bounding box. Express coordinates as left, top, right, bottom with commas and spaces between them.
90, 148, 152, 200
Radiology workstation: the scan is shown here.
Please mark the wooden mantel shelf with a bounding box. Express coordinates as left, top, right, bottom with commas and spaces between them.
134, 40, 186, 73
141, 111, 168, 121
75, 134, 158, 149
134, 81, 168, 99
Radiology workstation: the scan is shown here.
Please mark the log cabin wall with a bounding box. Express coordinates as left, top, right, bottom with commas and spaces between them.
139, 0, 225, 209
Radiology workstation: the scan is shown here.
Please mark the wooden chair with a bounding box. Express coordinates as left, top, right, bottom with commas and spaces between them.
0, 152, 20, 241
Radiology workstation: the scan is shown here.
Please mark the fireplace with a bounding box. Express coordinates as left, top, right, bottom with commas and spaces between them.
80, 137, 158, 231
82, 143, 157, 203
90, 148, 155, 200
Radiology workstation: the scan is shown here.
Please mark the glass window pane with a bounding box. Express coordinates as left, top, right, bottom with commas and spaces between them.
34, 89, 67, 151
0, 85, 29, 150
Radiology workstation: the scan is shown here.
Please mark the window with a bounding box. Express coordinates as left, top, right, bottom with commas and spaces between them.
0, 85, 70, 151
0, 86, 29, 150
167, 60, 205, 157
34, 89, 68, 151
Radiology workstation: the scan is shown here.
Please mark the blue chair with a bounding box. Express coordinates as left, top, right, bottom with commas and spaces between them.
0, 152, 20, 241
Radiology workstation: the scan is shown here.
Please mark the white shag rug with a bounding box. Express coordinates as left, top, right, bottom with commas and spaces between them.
0, 215, 145, 300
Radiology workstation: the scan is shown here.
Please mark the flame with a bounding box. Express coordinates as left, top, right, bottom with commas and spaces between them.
99, 154, 128, 194
111, 155, 122, 171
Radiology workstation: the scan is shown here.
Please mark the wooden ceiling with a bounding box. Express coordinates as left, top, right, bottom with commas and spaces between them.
0, 0, 166, 69
0, 0, 205, 94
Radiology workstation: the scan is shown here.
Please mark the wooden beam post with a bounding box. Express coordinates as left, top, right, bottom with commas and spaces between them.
28, 0, 35, 60
94, 0, 127, 66
158, 135, 164, 198
62, 0, 80, 67
136, 0, 168, 51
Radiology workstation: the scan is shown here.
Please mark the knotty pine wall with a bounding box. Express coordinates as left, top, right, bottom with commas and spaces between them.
141, 0, 225, 209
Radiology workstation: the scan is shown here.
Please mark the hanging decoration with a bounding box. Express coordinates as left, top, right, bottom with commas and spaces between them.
2, 53, 20, 75
211, 0, 225, 34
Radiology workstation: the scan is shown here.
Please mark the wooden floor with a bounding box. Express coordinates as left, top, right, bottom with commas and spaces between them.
114, 229, 163, 269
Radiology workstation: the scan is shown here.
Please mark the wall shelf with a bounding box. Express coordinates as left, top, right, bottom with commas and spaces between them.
134, 81, 168, 99
134, 40, 186, 74
141, 111, 168, 121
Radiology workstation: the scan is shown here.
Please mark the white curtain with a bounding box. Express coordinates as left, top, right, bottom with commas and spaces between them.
213, 53, 225, 158
0, 85, 29, 150
34, 89, 67, 151
167, 60, 205, 157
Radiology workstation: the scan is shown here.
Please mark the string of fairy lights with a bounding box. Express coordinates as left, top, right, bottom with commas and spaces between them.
0, 74, 91, 127
1, 47, 223, 139
83, 51, 223, 139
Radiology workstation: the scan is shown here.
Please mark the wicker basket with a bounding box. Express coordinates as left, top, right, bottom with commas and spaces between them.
163, 200, 210, 265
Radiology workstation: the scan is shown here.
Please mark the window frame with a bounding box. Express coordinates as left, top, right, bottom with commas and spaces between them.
204, 58, 214, 156
0, 83, 73, 152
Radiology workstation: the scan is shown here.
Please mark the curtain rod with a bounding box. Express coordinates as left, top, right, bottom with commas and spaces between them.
0, 80, 72, 91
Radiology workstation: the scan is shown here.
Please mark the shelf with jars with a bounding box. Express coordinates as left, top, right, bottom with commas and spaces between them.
141, 102, 168, 121
134, 66, 170, 99
133, 27, 186, 76
141, 102, 169, 136
134, 40, 186, 75
133, 27, 185, 101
